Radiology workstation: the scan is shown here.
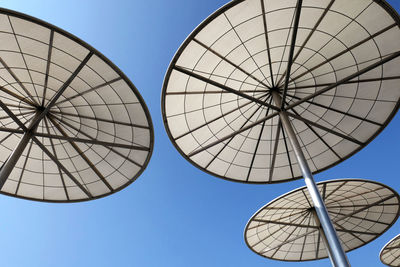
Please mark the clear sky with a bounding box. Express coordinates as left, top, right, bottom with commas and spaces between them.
0, 0, 399, 266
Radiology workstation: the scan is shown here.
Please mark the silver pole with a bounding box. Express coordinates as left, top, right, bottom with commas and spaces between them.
271, 91, 350, 267
310, 208, 336, 267
0, 112, 41, 189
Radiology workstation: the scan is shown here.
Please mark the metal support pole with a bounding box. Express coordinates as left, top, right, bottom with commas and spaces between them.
0, 112, 41, 189
310, 208, 336, 266
271, 91, 350, 267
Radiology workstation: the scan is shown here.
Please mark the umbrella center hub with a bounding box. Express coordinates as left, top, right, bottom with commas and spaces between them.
37, 105, 45, 112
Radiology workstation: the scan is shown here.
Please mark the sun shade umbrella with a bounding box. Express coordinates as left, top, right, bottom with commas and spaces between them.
245, 179, 400, 261
161, 0, 400, 265
0, 8, 153, 202
162, 0, 400, 184
381, 234, 400, 266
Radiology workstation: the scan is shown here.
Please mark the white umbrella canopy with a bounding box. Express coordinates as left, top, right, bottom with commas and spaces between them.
162, 0, 400, 184
245, 179, 400, 261
0, 8, 154, 202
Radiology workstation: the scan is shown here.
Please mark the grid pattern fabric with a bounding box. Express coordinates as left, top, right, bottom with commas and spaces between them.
245, 179, 400, 261
162, 0, 400, 183
380, 234, 400, 266
0, 8, 153, 202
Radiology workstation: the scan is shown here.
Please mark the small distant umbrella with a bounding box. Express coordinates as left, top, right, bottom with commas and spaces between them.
245, 179, 400, 261
381, 234, 400, 266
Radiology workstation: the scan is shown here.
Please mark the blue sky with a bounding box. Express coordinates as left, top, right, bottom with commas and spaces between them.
0, 0, 399, 266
